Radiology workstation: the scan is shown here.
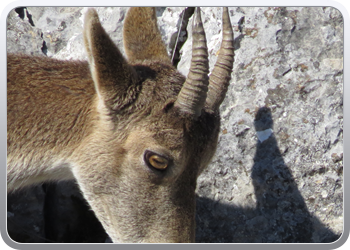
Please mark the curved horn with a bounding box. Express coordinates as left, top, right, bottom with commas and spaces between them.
174, 7, 209, 118
205, 7, 234, 112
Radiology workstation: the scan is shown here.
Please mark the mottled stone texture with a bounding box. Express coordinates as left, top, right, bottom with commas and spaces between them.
7, 7, 343, 243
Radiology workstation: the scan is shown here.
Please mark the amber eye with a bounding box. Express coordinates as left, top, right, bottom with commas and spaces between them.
144, 151, 169, 170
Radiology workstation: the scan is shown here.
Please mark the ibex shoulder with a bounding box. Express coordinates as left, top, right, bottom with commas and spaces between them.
7, 53, 97, 178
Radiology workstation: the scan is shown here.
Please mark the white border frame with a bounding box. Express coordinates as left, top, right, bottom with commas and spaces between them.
1, 1, 349, 249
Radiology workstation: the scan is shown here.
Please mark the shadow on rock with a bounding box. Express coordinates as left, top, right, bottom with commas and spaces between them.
195, 107, 341, 243
7, 181, 108, 243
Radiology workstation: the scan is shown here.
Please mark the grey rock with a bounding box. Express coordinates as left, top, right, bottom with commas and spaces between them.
194, 7, 343, 243
7, 8, 44, 56
7, 6, 343, 243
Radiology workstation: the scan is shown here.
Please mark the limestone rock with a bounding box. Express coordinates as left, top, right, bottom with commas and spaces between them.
192, 7, 343, 243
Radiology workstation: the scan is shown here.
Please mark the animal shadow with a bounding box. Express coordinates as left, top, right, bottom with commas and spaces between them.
195, 107, 341, 243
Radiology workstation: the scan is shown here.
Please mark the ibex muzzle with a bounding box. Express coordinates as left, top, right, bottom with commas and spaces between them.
7, 7, 234, 243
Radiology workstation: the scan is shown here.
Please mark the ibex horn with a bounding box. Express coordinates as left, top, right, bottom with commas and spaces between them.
205, 7, 234, 112
174, 7, 209, 118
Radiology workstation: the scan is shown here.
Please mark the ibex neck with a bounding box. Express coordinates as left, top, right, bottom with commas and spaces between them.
7, 54, 96, 191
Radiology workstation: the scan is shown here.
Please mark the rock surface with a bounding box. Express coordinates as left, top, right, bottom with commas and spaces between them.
6, 6, 343, 243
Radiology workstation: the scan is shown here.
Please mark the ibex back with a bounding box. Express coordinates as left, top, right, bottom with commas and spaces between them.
7, 7, 234, 243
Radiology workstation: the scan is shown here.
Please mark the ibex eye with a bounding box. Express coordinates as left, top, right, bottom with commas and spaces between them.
144, 150, 169, 170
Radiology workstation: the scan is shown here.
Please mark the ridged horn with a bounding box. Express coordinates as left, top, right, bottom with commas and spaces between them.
174, 7, 209, 118
205, 7, 234, 112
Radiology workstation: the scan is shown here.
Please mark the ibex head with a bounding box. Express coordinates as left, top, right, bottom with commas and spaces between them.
75, 7, 234, 243
8, 7, 231, 243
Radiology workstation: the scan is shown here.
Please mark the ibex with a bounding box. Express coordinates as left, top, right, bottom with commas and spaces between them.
7, 7, 234, 243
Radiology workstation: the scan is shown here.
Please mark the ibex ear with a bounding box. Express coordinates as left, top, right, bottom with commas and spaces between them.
83, 8, 139, 110
123, 7, 171, 64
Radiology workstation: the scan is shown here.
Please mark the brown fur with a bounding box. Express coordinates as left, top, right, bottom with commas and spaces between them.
123, 7, 171, 64
7, 7, 225, 243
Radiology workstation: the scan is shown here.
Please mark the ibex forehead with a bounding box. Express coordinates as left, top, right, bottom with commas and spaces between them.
124, 115, 186, 154
132, 61, 185, 107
